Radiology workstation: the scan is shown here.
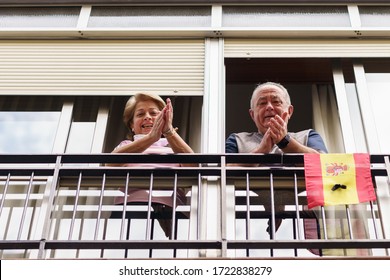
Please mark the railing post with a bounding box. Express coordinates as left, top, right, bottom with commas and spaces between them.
38, 154, 62, 259
374, 155, 390, 249
220, 155, 227, 257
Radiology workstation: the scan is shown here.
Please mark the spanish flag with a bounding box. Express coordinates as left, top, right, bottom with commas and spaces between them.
304, 153, 376, 209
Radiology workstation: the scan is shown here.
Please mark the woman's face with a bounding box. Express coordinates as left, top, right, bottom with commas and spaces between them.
130, 100, 161, 135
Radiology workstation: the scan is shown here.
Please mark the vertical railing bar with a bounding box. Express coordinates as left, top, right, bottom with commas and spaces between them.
245, 172, 251, 257
145, 172, 154, 240
269, 172, 275, 257
384, 156, 390, 190
124, 218, 131, 258
171, 172, 178, 241
345, 205, 354, 240
25, 198, 41, 258
369, 200, 388, 256
120, 173, 130, 241
75, 209, 87, 259
94, 173, 106, 241
149, 218, 155, 258
339, 218, 348, 256
100, 217, 109, 258
292, 217, 298, 257
174, 214, 179, 258
69, 172, 81, 259
98, 173, 107, 260
18, 172, 34, 241
321, 206, 328, 240
292, 165, 299, 257
197, 172, 202, 241
0, 173, 10, 259
220, 155, 227, 257
68, 172, 82, 240
171, 172, 178, 258
378, 155, 389, 255
384, 156, 390, 256
38, 239, 46, 259
293, 173, 302, 241
0, 173, 11, 218
369, 201, 379, 239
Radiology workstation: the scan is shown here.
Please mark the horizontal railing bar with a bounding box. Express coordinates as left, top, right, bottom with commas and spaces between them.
45, 240, 222, 250
370, 168, 390, 177
60, 153, 224, 164
225, 153, 297, 164
370, 154, 390, 164
227, 169, 305, 177
0, 169, 54, 176
58, 167, 222, 177
235, 197, 308, 205
235, 210, 316, 219
1, 167, 387, 178
2, 239, 389, 251
228, 239, 390, 250
0, 154, 58, 164
0, 153, 388, 164
234, 210, 378, 219
0, 240, 41, 250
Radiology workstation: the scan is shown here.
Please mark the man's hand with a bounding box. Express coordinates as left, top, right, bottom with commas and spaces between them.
253, 128, 275, 153
268, 112, 289, 144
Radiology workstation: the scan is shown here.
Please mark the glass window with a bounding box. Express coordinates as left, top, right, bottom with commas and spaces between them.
359, 6, 390, 27
223, 6, 350, 27
341, 59, 390, 153
88, 6, 211, 28
0, 7, 80, 28
365, 72, 390, 153
0, 111, 60, 153
65, 122, 95, 153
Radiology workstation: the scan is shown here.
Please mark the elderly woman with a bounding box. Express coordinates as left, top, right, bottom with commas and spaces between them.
111, 92, 194, 238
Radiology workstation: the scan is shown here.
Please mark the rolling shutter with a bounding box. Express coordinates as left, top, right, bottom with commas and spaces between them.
224, 39, 390, 58
0, 39, 204, 96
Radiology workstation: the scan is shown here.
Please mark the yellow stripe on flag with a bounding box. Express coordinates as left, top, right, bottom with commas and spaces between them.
320, 154, 360, 206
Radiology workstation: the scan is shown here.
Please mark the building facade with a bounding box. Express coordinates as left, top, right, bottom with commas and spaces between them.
1, 0, 390, 259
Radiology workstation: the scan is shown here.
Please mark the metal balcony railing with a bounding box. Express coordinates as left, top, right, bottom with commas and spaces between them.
0, 153, 389, 259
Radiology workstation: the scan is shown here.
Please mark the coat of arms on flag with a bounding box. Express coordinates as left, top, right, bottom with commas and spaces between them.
304, 153, 376, 209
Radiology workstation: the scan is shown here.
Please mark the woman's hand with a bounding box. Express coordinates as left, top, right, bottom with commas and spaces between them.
162, 98, 174, 134
147, 108, 166, 142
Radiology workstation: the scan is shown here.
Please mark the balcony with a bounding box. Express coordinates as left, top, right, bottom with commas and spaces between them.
0, 153, 389, 259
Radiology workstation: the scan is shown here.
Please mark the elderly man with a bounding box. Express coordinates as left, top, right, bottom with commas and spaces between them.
225, 82, 328, 235
226, 82, 327, 154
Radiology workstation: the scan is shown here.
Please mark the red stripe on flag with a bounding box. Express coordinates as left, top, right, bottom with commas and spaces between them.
354, 153, 376, 203
304, 154, 324, 209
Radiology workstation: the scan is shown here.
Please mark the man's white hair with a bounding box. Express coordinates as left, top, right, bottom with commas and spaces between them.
250, 82, 291, 109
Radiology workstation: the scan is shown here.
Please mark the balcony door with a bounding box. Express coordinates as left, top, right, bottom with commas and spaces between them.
0, 96, 109, 154
223, 55, 390, 256
0, 95, 109, 259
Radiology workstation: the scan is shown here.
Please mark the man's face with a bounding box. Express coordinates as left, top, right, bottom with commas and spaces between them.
249, 85, 293, 134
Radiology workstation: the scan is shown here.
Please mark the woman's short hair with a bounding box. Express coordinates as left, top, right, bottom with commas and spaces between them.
123, 92, 166, 133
